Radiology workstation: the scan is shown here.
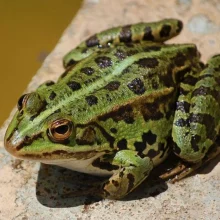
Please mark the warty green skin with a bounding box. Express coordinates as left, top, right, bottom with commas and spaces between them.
5, 19, 220, 199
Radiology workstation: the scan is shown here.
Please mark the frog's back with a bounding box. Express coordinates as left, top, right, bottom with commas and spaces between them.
38, 43, 200, 124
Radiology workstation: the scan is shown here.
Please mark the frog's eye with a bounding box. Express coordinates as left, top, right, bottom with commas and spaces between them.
48, 119, 73, 142
17, 94, 29, 111
17, 92, 46, 116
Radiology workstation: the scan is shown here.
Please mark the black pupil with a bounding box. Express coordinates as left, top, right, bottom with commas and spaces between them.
17, 94, 26, 110
55, 125, 69, 134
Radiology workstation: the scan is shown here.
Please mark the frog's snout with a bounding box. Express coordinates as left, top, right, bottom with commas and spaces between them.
4, 130, 24, 157
4, 129, 33, 158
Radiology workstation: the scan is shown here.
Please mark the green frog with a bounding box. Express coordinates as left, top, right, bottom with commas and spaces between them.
4, 19, 220, 199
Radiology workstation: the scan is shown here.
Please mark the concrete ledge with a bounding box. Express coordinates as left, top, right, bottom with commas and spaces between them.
0, 0, 220, 219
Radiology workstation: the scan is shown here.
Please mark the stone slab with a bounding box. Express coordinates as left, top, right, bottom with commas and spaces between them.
0, 0, 220, 219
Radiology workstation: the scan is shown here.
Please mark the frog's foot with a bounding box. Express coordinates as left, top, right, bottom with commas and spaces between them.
159, 161, 201, 183
160, 145, 220, 183
98, 150, 153, 200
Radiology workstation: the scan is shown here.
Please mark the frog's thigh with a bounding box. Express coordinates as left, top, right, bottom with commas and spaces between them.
63, 18, 183, 68
101, 150, 153, 199
172, 55, 220, 163
63, 47, 100, 69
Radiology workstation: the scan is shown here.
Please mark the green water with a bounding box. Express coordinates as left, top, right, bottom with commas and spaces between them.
1, 0, 82, 125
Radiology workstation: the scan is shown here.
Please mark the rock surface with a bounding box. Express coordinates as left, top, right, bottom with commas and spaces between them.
0, 0, 220, 219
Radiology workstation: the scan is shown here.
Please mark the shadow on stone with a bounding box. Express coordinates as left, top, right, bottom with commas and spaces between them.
198, 154, 220, 174
122, 176, 168, 201
36, 164, 103, 208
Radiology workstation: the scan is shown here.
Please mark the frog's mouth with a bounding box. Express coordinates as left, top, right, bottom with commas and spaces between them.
4, 129, 106, 162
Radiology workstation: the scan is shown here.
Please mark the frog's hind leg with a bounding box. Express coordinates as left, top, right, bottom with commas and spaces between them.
63, 19, 183, 68
169, 54, 220, 182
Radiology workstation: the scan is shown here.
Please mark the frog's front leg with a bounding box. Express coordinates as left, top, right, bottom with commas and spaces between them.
169, 55, 220, 180
99, 150, 153, 199
63, 18, 183, 68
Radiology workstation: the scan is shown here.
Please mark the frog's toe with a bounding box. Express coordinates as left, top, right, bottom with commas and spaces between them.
159, 162, 187, 180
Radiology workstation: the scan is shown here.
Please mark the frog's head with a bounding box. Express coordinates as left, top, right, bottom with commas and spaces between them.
4, 90, 106, 164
